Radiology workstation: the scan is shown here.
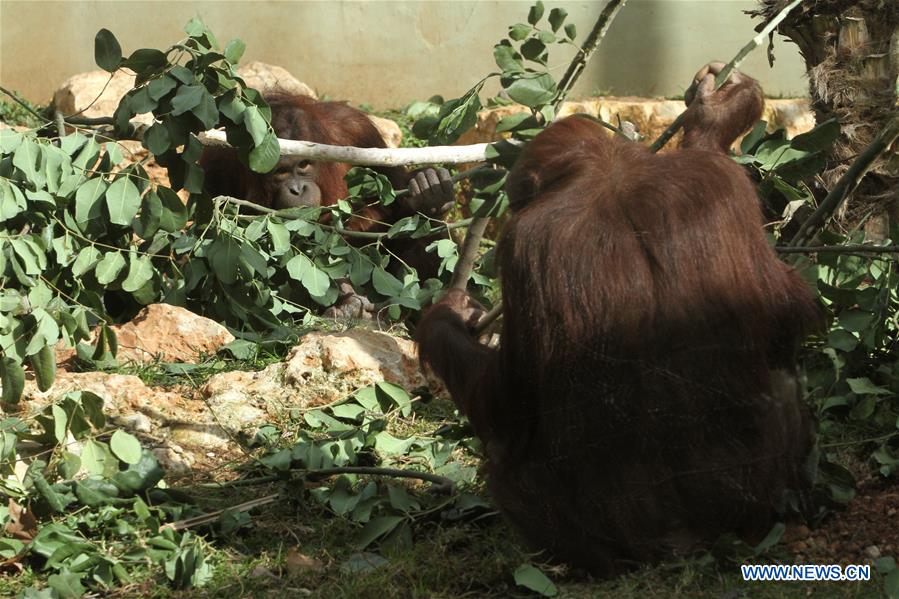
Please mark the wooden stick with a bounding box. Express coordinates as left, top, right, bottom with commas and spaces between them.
649, 0, 804, 153
201, 130, 497, 166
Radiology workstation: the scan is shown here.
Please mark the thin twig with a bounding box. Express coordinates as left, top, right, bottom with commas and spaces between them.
788, 113, 899, 250
0, 85, 47, 123
555, 0, 628, 108
161, 493, 279, 531
649, 0, 804, 153
306, 466, 454, 494
776, 244, 899, 254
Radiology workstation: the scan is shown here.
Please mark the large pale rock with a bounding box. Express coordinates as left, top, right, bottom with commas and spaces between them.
25, 327, 430, 461
200, 328, 427, 414
52, 70, 153, 127
368, 114, 403, 148
236, 61, 316, 98
456, 97, 815, 148
57, 304, 234, 365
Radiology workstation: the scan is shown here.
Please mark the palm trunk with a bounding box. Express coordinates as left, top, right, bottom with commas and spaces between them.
752, 1, 898, 236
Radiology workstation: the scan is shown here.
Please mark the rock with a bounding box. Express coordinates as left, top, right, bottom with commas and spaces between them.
199, 328, 427, 415
58, 304, 234, 365
283, 328, 427, 392
30, 327, 430, 464
285, 548, 325, 576
52, 70, 153, 128
236, 61, 316, 98
368, 114, 403, 148
863, 545, 881, 559
456, 97, 815, 149
152, 445, 196, 475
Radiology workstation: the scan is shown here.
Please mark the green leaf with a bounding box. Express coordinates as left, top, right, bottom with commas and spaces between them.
521, 38, 547, 63
286, 253, 330, 297
122, 253, 154, 292
249, 131, 280, 173
243, 105, 268, 146
81, 439, 113, 476
95, 251, 126, 285
839, 309, 873, 332
94, 28, 123, 72
191, 90, 219, 130
514, 564, 557, 597
376, 382, 412, 417
355, 516, 403, 549
0, 179, 27, 221
72, 246, 101, 277
494, 44, 524, 74
170, 84, 205, 116
372, 267, 404, 296
432, 82, 484, 145
505, 73, 557, 107
564, 23, 577, 40
267, 220, 291, 256
13, 138, 42, 185
122, 48, 167, 74
209, 236, 241, 284
148, 75, 177, 101
224, 38, 246, 63
29, 345, 56, 392
105, 176, 141, 225
74, 177, 107, 224
0, 357, 25, 406
0, 129, 22, 153
48, 570, 87, 598
790, 118, 840, 153
154, 186, 188, 232
846, 377, 891, 396
827, 328, 858, 352
548, 7, 568, 32
527, 1, 545, 25
509, 24, 532, 41
144, 123, 171, 155
110, 429, 143, 464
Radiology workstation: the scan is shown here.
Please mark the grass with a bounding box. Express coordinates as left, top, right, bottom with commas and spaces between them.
3, 352, 890, 598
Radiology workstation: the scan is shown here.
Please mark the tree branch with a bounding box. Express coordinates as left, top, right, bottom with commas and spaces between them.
554, 0, 628, 108
306, 466, 454, 494
200, 129, 498, 166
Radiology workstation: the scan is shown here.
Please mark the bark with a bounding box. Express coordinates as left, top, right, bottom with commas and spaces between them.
751, 0, 898, 234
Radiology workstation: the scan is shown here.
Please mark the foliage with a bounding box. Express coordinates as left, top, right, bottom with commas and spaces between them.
0, 392, 216, 596
0, 19, 481, 405
735, 118, 841, 234
801, 231, 899, 482
0, 378, 490, 596
0, 97, 44, 130
1, 1, 898, 597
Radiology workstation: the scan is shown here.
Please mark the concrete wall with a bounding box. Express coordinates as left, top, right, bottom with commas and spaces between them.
0, 0, 808, 109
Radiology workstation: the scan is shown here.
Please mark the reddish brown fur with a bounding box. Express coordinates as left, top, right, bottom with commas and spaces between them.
416, 71, 820, 575
200, 94, 438, 275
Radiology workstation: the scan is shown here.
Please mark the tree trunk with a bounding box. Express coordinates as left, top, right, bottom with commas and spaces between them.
752, 0, 898, 237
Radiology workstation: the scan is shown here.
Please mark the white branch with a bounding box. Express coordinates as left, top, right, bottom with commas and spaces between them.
199, 130, 496, 166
